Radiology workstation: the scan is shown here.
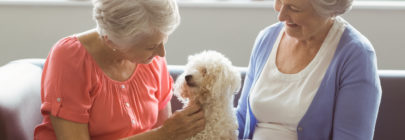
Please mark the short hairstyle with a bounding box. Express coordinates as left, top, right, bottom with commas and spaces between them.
310, 0, 353, 17
92, 0, 180, 44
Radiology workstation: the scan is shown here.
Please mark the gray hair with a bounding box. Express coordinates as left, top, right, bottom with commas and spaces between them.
310, 0, 353, 17
92, 0, 180, 44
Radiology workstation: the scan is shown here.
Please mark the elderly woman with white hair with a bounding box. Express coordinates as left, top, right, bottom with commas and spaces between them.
236, 0, 381, 139
34, 0, 205, 140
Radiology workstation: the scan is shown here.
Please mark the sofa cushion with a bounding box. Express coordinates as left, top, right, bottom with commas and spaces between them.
374, 70, 405, 140
0, 59, 44, 140
0, 59, 404, 140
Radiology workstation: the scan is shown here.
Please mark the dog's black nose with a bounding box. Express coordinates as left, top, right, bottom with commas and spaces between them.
185, 75, 192, 82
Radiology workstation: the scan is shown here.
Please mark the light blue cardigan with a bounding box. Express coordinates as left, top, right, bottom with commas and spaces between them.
236, 22, 382, 140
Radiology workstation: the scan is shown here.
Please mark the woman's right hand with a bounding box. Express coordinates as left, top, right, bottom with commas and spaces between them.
157, 103, 205, 140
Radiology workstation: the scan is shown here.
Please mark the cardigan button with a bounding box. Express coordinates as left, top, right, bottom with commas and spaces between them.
298, 127, 303, 132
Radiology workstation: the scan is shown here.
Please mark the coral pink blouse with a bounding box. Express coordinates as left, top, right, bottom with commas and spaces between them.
34, 36, 173, 140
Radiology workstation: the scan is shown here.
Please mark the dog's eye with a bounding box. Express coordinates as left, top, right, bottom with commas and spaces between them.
201, 68, 207, 76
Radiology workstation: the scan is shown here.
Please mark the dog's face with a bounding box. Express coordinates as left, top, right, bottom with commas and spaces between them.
184, 66, 207, 89
180, 64, 214, 103
174, 50, 241, 105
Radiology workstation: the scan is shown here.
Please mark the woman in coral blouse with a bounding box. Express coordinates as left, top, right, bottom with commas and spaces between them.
34, 0, 205, 140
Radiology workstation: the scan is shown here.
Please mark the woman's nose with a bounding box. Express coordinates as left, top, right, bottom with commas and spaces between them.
156, 44, 165, 57
278, 7, 288, 22
275, 2, 290, 22
274, 0, 287, 22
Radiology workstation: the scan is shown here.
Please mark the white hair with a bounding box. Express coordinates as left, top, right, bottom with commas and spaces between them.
92, 0, 180, 44
310, 0, 353, 17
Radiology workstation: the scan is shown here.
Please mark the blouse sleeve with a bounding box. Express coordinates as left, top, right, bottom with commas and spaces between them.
151, 57, 173, 111
40, 37, 96, 124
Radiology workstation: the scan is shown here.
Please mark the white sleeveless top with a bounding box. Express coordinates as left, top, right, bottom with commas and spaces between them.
249, 17, 346, 140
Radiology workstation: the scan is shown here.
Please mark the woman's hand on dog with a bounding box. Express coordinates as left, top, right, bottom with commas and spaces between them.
157, 103, 205, 140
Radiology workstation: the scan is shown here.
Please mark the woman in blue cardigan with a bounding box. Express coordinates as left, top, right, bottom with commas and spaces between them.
236, 0, 381, 139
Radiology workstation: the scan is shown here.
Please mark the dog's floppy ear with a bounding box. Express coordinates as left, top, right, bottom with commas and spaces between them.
229, 68, 242, 94
210, 69, 232, 98
215, 66, 241, 96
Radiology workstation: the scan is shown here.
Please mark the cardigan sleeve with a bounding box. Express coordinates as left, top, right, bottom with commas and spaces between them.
332, 41, 382, 140
236, 56, 255, 139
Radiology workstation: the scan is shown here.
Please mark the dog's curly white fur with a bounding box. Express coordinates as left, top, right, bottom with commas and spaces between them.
174, 50, 241, 140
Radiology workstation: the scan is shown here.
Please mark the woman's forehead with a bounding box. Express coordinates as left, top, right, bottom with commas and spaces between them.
143, 32, 168, 44
280, 0, 310, 6
120, 31, 167, 46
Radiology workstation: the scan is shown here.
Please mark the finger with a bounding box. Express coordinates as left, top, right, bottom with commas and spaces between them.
181, 103, 201, 116
193, 118, 206, 130
184, 119, 206, 138
195, 124, 205, 133
186, 117, 205, 132
187, 109, 204, 122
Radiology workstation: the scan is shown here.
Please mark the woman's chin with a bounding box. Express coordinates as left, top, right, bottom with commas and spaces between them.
285, 29, 303, 40
142, 57, 155, 64
144, 60, 153, 64
127, 59, 142, 65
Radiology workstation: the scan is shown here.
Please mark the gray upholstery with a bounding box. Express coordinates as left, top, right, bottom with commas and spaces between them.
374, 70, 405, 140
0, 59, 404, 140
0, 59, 44, 140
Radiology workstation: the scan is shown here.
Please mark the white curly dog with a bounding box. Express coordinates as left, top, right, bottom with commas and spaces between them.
174, 50, 241, 140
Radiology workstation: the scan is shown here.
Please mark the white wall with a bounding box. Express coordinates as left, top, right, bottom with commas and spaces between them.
0, 1, 404, 69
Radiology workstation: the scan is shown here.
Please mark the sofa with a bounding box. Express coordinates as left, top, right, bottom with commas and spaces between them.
0, 59, 404, 140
